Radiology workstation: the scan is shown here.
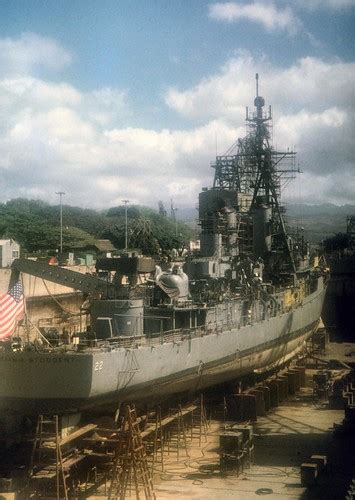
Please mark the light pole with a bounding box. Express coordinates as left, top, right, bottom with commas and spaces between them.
55, 191, 65, 253
173, 207, 178, 237
122, 199, 129, 250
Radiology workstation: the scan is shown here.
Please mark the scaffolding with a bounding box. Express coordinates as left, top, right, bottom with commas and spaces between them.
208, 74, 299, 271
108, 404, 156, 500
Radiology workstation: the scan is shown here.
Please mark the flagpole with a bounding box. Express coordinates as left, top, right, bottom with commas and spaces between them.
20, 272, 30, 344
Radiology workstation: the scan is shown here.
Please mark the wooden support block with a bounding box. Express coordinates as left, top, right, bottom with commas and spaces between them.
232, 425, 253, 443
275, 377, 288, 400
219, 431, 246, 474
295, 365, 306, 387
225, 394, 242, 421
257, 386, 271, 412
219, 431, 243, 454
220, 453, 243, 475
286, 371, 297, 395
232, 394, 258, 422
247, 389, 265, 416
310, 455, 327, 472
301, 463, 318, 486
333, 378, 345, 397
289, 369, 301, 391
265, 380, 279, 407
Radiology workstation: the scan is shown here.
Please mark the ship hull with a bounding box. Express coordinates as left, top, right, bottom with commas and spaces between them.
0, 278, 325, 415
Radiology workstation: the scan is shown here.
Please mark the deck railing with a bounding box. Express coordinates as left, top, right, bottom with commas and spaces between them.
90, 315, 253, 350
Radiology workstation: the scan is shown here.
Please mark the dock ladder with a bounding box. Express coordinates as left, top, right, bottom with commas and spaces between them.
108, 404, 156, 499
190, 395, 209, 446
28, 414, 68, 499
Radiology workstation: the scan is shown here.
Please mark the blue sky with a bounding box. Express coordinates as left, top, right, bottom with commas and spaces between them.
0, 1, 354, 209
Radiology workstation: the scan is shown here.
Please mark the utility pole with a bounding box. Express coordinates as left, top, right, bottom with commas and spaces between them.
122, 199, 129, 250
172, 207, 178, 237
55, 191, 65, 253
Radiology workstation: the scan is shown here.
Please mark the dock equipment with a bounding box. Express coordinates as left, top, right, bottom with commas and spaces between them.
219, 430, 246, 475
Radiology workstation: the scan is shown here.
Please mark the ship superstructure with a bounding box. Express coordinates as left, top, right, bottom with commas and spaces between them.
187, 74, 310, 308
0, 76, 326, 415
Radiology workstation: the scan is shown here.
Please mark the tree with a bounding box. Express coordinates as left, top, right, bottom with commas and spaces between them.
0, 198, 195, 255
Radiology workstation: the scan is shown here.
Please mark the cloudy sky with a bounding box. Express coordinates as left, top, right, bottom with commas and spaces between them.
0, 1, 354, 210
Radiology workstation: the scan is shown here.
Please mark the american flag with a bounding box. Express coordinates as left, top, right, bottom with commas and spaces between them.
0, 279, 25, 340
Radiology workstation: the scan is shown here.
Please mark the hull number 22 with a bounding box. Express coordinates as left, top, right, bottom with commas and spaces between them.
94, 361, 104, 371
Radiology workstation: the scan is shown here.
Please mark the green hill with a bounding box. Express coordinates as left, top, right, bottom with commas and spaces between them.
0, 199, 194, 255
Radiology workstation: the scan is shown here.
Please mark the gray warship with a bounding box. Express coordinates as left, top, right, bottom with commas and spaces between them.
0, 76, 326, 415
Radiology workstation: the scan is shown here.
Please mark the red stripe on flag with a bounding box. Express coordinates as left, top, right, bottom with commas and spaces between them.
0, 299, 17, 323
0, 281, 25, 339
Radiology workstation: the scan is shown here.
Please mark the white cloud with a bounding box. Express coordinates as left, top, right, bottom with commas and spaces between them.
87, 87, 130, 126
165, 52, 257, 121
275, 107, 347, 148
0, 76, 131, 136
165, 53, 355, 119
283, 170, 355, 206
0, 33, 354, 209
0, 33, 72, 76
209, 2, 302, 35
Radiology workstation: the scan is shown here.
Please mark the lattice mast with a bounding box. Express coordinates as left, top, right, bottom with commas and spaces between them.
201, 74, 300, 277
246, 74, 297, 273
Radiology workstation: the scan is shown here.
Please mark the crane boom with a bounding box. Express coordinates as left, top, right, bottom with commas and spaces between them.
12, 258, 116, 296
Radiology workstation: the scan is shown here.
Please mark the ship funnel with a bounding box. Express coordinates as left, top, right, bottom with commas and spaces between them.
252, 197, 272, 258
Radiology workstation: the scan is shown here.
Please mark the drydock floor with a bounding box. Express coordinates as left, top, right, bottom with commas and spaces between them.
151, 385, 350, 499
86, 341, 354, 500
